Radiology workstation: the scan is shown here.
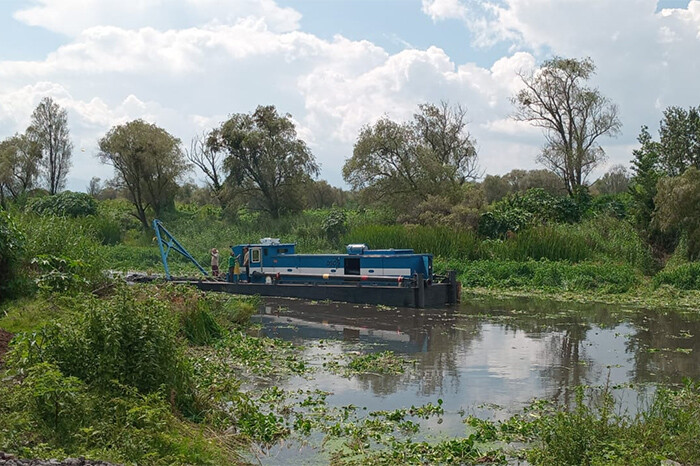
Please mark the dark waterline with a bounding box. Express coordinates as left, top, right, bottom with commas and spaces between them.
248, 296, 700, 463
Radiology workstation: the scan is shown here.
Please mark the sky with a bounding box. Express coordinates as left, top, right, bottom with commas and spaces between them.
0, 0, 698, 191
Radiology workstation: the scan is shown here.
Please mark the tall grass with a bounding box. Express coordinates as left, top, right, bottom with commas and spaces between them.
438, 259, 640, 293
654, 262, 700, 290
344, 216, 654, 274
344, 224, 482, 259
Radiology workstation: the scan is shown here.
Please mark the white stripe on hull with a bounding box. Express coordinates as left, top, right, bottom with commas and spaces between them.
250, 267, 413, 277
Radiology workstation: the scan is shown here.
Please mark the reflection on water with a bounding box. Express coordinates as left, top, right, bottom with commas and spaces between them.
253, 296, 700, 416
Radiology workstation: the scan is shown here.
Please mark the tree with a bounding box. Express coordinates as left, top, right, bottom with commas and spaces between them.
27, 97, 73, 195
629, 126, 662, 230
481, 169, 566, 204
653, 167, 700, 259
512, 57, 621, 196
209, 105, 319, 218
186, 131, 228, 207
657, 105, 700, 176
304, 180, 350, 209
592, 165, 630, 195
98, 120, 188, 229
86, 177, 102, 197
0, 133, 42, 205
343, 102, 479, 210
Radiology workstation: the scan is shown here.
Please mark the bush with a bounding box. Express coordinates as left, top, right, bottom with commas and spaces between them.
654, 262, 700, 290
446, 259, 639, 293
27, 192, 98, 217
16, 214, 106, 293
0, 210, 26, 301
10, 287, 195, 413
0, 363, 228, 464
479, 188, 582, 238
527, 382, 700, 465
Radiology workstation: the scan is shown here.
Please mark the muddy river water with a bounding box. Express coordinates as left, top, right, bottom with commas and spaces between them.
249, 296, 700, 463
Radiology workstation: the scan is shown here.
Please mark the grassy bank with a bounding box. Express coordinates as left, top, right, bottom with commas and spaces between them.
2, 286, 699, 465
2, 202, 700, 463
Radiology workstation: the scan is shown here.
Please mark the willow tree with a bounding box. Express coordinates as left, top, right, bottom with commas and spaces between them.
512, 57, 621, 196
209, 105, 318, 218
343, 102, 479, 210
27, 97, 73, 195
0, 133, 42, 205
98, 120, 188, 229
186, 131, 228, 207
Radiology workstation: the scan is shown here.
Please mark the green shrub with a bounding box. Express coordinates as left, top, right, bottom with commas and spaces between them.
27, 192, 98, 217
0, 363, 229, 464
446, 259, 639, 293
0, 210, 26, 301
16, 214, 106, 293
10, 287, 195, 413
321, 208, 348, 242
654, 262, 700, 290
526, 382, 700, 466
479, 188, 582, 239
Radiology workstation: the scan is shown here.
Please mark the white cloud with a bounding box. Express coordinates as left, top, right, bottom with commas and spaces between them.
2, 0, 700, 191
422, 0, 469, 21
14, 0, 301, 36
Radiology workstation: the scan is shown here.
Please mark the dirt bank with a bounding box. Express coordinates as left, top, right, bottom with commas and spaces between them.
0, 452, 117, 465
0, 329, 13, 365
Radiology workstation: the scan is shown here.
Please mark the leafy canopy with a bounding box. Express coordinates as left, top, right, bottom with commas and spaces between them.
210, 105, 319, 218
98, 119, 188, 229
343, 102, 479, 211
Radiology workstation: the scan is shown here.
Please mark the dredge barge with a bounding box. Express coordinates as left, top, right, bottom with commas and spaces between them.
154, 220, 459, 308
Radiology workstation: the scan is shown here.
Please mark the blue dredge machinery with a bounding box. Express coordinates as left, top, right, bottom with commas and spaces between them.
153, 219, 459, 308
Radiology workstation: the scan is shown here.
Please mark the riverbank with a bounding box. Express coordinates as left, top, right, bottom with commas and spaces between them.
463, 285, 700, 313
2, 285, 700, 465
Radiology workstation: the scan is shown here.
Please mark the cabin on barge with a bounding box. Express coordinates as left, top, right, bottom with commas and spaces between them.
154, 220, 459, 308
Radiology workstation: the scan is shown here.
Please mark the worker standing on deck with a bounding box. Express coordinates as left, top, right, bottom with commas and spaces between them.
242, 246, 250, 282
228, 251, 237, 283
210, 248, 219, 277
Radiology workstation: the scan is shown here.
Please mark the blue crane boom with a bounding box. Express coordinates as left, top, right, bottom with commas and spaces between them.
152, 219, 208, 279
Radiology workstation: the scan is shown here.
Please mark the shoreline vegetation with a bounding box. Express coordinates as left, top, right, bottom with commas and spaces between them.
2, 199, 700, 464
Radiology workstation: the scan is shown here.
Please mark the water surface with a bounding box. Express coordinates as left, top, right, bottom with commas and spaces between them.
249, 296, 700, 463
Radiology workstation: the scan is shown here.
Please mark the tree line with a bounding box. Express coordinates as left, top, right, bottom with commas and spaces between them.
1, 57, 699, 257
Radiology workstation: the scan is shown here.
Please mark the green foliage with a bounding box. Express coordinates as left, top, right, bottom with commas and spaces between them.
653, 167, 700, 259
31, 254, 92, 293
478, 188, 581, 238
15, 213, 106, 293
654, 262, 700, 290
211, 105, 319, 218
98, 119, 188, 228
27, 191, 98, 217
9, 287, 195, 413
446, 259, 639, 293
525, 382, 700, 466
591, 164, 630, 195
343, 102, 478, 212
629, 125, 663, 233
0, 209, 26, 301
0, 133, 42, 202
513, 56, 621, 196
0, 363, 229, 465
321, 208, 348, 242
27, 97, 73, 195
657, 105, 700, 176
345, 224, 482, 260
482, 168, 566, 203
589, 192, 631, 219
